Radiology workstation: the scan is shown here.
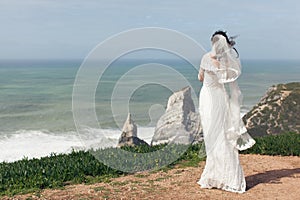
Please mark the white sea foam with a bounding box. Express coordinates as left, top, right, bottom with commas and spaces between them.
0, 127, 155, 163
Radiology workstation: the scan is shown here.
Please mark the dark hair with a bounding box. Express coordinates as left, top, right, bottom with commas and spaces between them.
211, 30, 239, 57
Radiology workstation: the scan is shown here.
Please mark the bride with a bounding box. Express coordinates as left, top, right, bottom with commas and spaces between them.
197, 30, 255, 193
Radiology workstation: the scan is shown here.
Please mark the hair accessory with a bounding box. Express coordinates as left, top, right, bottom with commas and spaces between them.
229, 35, 239, 46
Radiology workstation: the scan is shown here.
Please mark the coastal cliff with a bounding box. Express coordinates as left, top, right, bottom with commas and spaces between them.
243, 82, 300, 136
151, 86, 202, 145
118, 113, 149, 147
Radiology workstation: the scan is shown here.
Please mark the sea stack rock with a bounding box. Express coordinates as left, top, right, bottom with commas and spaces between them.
243, 82, 300, 137
151, 86, 202, 145
118, 113, 149, 147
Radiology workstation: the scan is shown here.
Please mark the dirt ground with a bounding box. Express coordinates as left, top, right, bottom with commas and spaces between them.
3, 154, 300, 200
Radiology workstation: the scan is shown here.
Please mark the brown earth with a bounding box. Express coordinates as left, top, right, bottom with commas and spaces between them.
3, 154, 300, 200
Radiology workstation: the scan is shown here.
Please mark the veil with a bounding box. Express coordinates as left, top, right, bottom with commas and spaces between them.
211, 34, 255, 151
211, 35, 241, 83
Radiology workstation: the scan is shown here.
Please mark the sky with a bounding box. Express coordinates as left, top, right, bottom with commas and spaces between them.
0, 0, 299, 60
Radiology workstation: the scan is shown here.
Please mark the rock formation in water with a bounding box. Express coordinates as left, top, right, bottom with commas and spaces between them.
118, 113, 149, 147
151, 86, 202, 145
243, 82, 300, 137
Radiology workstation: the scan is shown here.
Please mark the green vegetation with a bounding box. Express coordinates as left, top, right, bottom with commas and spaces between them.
0, 144, 203, 196
1, 132, 299, 196
0, 151, 121, 196
241, 132, 300, 156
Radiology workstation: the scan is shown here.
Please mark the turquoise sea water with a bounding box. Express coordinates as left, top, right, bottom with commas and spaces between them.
0, 58, 299, 162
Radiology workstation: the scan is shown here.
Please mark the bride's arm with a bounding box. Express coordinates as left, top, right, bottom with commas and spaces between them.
198, 68, 204, 82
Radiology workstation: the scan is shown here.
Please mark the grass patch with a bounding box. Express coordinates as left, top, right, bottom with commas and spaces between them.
241, 132, 300, 156
110, 181, 130, 186
154, 176, 171, 182
93, 186, 108, 192
131, 180, 142, 184
134, 173, 150, 178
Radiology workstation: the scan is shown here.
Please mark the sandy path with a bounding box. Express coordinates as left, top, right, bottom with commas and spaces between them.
3, 154, 300, 200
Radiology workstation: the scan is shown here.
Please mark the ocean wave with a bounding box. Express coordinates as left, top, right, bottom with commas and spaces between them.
0, 127, 155, 163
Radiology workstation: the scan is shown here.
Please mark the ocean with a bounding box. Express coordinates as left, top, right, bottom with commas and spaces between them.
0, 58, 299, 162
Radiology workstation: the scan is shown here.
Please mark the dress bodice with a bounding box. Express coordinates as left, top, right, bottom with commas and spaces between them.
200, 53, 224, 88
200, 52, 241, 87
203, 70, 223, 88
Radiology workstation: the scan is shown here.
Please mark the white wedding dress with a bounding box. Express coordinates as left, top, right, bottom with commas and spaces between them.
197, 38, 255, 193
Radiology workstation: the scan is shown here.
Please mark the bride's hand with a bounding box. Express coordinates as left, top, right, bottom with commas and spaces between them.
198, 70, 204, 82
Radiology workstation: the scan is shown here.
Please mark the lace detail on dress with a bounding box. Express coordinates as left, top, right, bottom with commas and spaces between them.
200, 53, 217, 72
197, 178, 246, 194
226, 126, 256, 151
